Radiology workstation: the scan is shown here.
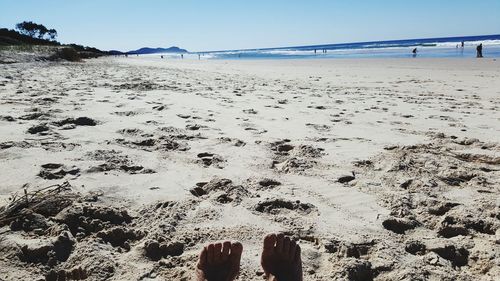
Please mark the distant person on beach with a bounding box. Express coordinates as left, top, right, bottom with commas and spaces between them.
412, 48, 417, 57
461, 41, 465, 48
161, 55, 164, 59
195, 234, 302, 281
181, 54, 184, 59
476, 44, 483, 58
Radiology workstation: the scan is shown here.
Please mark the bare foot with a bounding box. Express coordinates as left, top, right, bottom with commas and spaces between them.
261, 234, 303, 281
196, 241, 243, 281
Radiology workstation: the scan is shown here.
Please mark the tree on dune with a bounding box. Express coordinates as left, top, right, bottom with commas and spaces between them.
15, 21, 58, 41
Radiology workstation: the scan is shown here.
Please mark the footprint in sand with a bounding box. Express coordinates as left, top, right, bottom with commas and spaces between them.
190, 178, 249, 204
27, 123, 51, 135
197, 152, 225, 169
38, 163, 80, 180
255, 199, 317, 215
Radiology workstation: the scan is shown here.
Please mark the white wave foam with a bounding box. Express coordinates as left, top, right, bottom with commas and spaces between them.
434, 39, 500, 47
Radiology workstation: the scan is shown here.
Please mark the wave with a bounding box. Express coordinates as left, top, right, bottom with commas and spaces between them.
434, 39, 500, 47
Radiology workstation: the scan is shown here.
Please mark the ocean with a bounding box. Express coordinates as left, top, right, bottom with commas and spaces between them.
195, 34, 500, 59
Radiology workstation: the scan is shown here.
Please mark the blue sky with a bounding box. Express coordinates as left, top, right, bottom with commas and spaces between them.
1, 0, 499, 52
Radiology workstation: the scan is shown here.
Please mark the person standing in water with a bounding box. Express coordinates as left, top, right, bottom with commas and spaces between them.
412, 48, 417, 57
476, 44, 483, 58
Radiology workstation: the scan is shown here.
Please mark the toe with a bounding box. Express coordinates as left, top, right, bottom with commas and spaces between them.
228, 242, 243, 277
263, 234, 277, 252
197, 246, 208, 269
214, 243, 223, 263
294, 244, 302, 262
207, 244, 215, 265
230, 242, 243, 258
222, 241, 231, 261
276, 233, 285, 253
229, 242, 243, 265
283, 236, 291, 257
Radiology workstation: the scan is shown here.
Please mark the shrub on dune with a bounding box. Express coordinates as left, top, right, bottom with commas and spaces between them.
50, 47, 81, 62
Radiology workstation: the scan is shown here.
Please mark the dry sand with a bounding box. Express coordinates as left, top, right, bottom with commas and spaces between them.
0, 56, 499, 280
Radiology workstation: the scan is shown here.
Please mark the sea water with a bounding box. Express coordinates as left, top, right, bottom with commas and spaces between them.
195, 34, 500, 59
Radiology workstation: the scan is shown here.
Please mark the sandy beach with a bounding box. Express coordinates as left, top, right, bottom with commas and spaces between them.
0, 57, 499, 280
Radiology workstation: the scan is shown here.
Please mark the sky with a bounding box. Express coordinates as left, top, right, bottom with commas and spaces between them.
1, 0, 499, 52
